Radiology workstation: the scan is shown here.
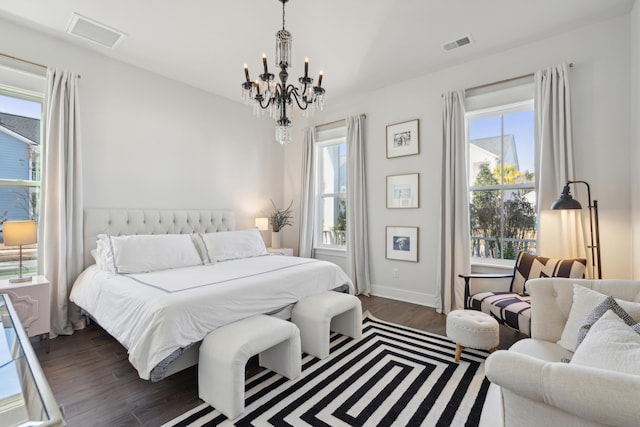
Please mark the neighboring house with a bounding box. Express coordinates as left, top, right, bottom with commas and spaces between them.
0, 112, 40, 226
469, 134, 536, 207
469, 135, 518, 178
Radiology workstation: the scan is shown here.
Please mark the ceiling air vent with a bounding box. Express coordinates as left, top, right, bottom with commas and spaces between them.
443, 35, 473, 52
66, 13, 127, 49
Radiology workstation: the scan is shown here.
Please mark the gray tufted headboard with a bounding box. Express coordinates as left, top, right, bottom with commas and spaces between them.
83, 209, 235, 268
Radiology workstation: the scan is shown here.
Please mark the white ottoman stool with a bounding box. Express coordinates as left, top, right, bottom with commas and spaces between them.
291, 292, 362, 359
446, 310, 499, 362
198, 314, 301, 420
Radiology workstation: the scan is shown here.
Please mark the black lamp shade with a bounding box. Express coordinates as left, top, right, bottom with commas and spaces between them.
550, 184, 583, 210
550, 195, 582, 210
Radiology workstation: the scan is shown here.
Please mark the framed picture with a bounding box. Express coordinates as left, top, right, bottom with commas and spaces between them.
386, 119, 419, 158
386, 226, 418, 262
386, 173, 419, 208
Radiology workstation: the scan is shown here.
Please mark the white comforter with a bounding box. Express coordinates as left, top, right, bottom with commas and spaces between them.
70, 255, 354, 380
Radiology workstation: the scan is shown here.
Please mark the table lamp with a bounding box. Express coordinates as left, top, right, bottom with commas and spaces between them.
3, 220, 37, 283
255, 217, 269, 246
255, 217, 269, 232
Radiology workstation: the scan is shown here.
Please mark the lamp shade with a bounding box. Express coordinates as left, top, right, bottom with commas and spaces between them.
550, 184, 582, 210
255, 217, 269, 231
3, 220, 37, 246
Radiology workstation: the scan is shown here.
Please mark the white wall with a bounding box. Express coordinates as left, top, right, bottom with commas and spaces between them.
286, 15, 633, 305
632, 2, 640, 280
2, 12, 635, 303
0, 16, 284, 230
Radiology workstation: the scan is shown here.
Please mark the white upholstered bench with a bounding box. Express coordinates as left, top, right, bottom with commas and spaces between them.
198, 314, 301, 420
291, 291, 362, 359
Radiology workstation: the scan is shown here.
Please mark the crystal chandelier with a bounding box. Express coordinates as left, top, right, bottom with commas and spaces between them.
241, 0, 325, 145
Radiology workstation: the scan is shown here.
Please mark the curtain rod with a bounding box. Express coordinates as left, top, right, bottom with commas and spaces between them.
0, 52, 46, 69
317, 114, 367, 128
0, 52, 82, 78
465, 63, 573, 93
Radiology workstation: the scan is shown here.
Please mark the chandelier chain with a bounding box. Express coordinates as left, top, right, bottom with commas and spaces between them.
282, 0, 286, 30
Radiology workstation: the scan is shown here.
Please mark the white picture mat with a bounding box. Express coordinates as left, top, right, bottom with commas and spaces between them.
387, 173, 419, 208
386, 226, 418, 262
386, 119, 419, 158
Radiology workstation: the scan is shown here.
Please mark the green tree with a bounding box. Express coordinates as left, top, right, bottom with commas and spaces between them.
335, 199, 346, 231
470, 163, 501, 257
493, 163, 522, 184
470, 163, 536, 259
502, 192, 536, 259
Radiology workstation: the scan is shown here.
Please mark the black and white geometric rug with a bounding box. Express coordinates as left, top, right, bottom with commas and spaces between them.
162, 313, 490, 427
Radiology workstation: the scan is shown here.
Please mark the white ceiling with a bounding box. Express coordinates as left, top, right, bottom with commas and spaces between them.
0, 0, 635, 104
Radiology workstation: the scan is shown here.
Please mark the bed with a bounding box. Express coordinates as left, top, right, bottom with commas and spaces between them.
69, 209, 354, 381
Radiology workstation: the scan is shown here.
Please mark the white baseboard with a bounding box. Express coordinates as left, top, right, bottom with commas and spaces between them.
369, 284, 435, 308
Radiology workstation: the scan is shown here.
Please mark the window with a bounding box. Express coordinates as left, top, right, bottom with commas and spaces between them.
0, 87, 43, 279
467, 100, 536, 261
315, 124, 347, 249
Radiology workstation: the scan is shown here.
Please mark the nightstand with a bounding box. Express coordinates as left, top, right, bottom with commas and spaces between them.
267, 247, 294, 256
0, 275, 50, 352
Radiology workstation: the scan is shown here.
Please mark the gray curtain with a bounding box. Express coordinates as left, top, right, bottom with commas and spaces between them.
39, 68, 84, 336
436, 91, 470, 313
345, 115, 371, 295
298, 126, 316, 258
535, 63, 585, 262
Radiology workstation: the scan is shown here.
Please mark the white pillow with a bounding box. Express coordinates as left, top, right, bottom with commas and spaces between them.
197, 229, 267, 263
95, 234, 116, 272
90, 249, 101, 267
108, 234, 203, 274
557, 285, 640, 351
570, 310, 640, 375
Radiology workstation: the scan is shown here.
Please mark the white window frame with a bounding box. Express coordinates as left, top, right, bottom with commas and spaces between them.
0, 85, 44, 278
466, 99, 536, 266
313, 134, 347, 252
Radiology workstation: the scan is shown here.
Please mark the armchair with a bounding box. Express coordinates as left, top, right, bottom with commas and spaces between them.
480, 278, 640, 427
459, 252, 586, 335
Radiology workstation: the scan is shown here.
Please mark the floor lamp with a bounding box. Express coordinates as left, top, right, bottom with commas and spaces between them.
3, 219, 38, 283
550, 181, 602, 279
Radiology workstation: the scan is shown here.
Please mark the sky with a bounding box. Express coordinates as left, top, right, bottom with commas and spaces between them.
0, 94, 41, 119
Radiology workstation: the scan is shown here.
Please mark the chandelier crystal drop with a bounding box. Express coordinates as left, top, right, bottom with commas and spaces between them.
241, 0, 325, 145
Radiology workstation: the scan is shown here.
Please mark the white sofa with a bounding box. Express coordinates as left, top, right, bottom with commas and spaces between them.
480, 278, 640, 427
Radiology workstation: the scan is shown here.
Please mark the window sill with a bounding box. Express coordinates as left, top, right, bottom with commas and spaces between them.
314, 247, 346, 258
470, 257, 515, 272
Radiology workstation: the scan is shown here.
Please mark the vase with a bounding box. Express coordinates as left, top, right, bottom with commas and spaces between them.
271, 231, 282, 249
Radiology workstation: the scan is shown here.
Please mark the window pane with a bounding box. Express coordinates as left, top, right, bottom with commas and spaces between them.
469, 188, 536, 260
320, 196, 346, 246
503, 110, 535, 184
0, 91, 42, 278
0, 186, 39, 221
319, 143, 346, 194
502, 189, 536, 258
468, 116, 501, 186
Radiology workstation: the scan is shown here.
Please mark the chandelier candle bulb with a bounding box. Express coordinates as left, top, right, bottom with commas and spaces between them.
244, 65, 250, 82
304, 58, 308, 77
254, 80, 261, 95
318, 72, 323, 87
262, 54, 268, 73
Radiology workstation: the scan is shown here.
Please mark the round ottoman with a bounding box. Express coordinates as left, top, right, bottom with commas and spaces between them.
446, 310, 499, 362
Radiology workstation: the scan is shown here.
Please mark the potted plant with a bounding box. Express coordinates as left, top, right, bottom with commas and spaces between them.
269, 199, 293, 249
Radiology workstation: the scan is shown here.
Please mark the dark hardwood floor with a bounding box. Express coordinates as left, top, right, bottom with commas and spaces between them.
32, 295, 524, 427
